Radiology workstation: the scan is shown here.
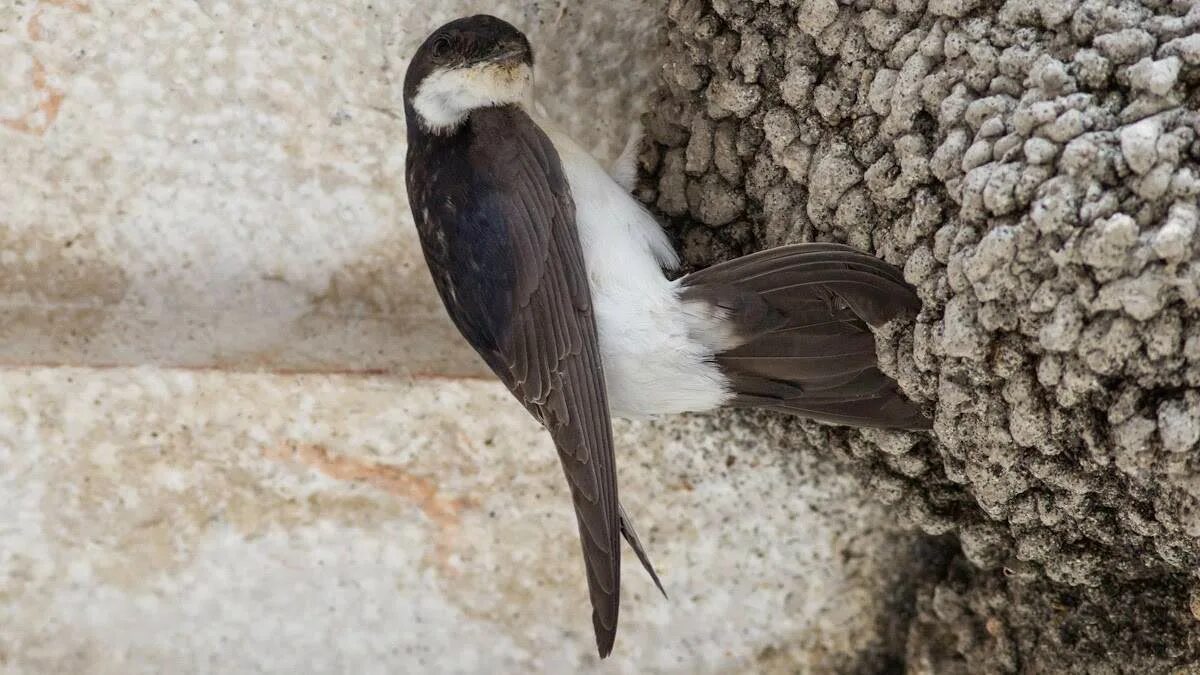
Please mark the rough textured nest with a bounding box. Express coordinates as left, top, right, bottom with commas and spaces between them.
639, 0, 1200, 668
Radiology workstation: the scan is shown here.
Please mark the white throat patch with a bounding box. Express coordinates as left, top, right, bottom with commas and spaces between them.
413, 62, 533, 134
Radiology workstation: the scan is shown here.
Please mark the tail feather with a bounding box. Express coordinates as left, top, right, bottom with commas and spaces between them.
725, 366, 896, 401
738, 394, 930, 429
618, 503, 667, 599
680, 243, 930, 430
692, 244, 910, 299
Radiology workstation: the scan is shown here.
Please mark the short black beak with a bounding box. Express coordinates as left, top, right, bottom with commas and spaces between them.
486, 44, 529, 67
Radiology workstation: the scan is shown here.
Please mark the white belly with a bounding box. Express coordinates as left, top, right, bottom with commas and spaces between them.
537, 120, 730, 419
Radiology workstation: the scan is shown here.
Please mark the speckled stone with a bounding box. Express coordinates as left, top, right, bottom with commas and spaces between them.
0, 0, 661, 378
0, 369, 922, 673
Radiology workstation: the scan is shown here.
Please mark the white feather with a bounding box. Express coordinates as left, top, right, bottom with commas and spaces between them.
531, 111, 732, 419
414, 67, 729, 416
414, 62, 532, 134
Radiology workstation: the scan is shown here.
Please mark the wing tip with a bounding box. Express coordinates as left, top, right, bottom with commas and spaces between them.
593, 614, 617, 658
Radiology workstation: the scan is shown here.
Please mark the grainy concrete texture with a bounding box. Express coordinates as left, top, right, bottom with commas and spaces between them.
1, 369, 938, 673
0, 0, 660, 376
0, 1, 950, 673
640, 0, 1200, 670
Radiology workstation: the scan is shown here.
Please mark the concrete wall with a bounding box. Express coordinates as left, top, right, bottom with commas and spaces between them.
1, 2, 921, 672
0, 0, 662, 377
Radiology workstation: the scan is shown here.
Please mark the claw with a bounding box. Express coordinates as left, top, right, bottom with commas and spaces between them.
609, 121, 643, 193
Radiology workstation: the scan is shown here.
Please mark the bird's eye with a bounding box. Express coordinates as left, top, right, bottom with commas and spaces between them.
431, 36, 452, 60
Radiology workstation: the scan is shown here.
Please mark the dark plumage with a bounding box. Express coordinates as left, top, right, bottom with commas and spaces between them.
405, 15, 630, 657
403, 13, 928, 661
680, 243, 930, 430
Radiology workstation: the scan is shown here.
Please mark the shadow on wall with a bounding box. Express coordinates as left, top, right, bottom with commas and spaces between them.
0, 0, 660, 378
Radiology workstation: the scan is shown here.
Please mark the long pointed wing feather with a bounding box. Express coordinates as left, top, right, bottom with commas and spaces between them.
409, 105, 622, 656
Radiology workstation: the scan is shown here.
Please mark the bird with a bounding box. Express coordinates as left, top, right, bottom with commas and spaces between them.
402, 14, 930, 658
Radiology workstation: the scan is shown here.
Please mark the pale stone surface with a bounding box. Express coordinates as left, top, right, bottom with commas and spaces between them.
0, 369, 914, 673
0, 1, 919, 672
0, 0, 660, 377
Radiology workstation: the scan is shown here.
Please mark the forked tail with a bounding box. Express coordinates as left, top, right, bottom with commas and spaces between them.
679, 243, 931, 430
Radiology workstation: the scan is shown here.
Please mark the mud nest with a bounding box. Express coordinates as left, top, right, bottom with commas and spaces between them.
638, 0, 1200, 669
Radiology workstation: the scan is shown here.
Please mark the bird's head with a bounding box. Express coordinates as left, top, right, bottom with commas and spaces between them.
404, 15, 534, 135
